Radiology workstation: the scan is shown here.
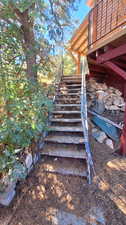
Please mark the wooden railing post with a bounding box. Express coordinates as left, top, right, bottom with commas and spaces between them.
92, 6, 97, 45
76, 54, 81, 75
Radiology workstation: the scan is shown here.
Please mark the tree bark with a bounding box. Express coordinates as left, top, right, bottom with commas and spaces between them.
9, 3, 37, 81
22, 25, 37, 81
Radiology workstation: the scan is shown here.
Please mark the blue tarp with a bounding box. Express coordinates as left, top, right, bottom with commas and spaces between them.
92, 116, 119, 142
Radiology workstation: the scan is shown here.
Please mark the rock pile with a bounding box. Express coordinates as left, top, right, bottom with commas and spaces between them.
87, 78, 124, 149
92, 127, 114, 149
87, 79, 125, 112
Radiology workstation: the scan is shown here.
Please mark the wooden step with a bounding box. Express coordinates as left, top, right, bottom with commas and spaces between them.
58, 88, 81, 92
41, 157, 87, 177
57, 84, 81, 88
62, 75, 81, 78
42, 145, 86, 159
56, 81, 81, 85
55, 104, 80, 107
52, 110, 81, 114
56, 97, 80, 101
61, 80, 81, 84
62, 78, 81, 82
45, 135, 84, 144
56, 93, 80, 96
62, 76, 81, 79
48, 126, 83, 132
49, 118, 81, 123
55, 99, 80, 104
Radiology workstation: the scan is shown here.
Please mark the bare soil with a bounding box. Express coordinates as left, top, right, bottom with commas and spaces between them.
0, 137, 126, 225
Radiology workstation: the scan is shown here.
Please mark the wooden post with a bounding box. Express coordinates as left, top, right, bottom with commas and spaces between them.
120, 83, 126, 156
92, 6, 97, 44
76, 54, 81, 75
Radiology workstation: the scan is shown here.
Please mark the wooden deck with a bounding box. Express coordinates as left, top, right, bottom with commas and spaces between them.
88, 0, 126, 54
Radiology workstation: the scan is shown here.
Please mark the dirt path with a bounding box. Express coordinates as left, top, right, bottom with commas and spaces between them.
0, 137, 126, 225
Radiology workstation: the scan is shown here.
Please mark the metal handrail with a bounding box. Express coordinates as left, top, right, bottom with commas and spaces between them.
81, 56, 95, 184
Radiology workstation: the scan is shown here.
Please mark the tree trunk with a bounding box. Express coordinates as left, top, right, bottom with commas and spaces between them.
25, 47, 37, 81
9, 4, 38, 81
22, 25, 37, 81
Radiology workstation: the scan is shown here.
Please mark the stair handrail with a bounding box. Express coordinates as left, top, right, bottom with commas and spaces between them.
81, 56, 95, 184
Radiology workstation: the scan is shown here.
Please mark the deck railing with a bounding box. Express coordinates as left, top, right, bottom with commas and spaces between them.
88, 0, 126, 48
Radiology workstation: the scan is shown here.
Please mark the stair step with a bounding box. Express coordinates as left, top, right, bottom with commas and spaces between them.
57, 81, 81, 85
42, 145, 86, 159
62, 78, 81, 82
45, 135, 84, 144
57, 84, 81, 88
55, 99, 80, 104
52, 110, 81, 114
62, 80, 81, 83
50, 118, 81, 123
62, 75, 81, 78
41, 157, 87, 177
56, 93, 80, 96
49, 126, 83, 132
56, 97, 80, 101
59, 88, 80, 92
55, 104, 80, 107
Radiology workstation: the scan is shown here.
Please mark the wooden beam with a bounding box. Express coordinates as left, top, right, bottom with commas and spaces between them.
104, 61, 126, 80
77, 40, 88, 53
70, 17, 88, 46
76, 54, 81, 75
88, 27, 126, 55
72, 35, 88, 51
89, 65, 106, 73
97, 43, 126, 64
114, 61, 126, 69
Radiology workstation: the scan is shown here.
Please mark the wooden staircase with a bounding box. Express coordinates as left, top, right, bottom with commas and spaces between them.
41, 75, 87, 178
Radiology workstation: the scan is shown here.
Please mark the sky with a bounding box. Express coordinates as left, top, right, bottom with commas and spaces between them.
67, 0, 90, 41
73, 0, 90, 25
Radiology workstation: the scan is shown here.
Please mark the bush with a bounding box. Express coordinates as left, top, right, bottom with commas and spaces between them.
0, 74, 53, 186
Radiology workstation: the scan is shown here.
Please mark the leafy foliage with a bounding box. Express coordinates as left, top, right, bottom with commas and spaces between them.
63, 53, 76, 76
0, 0, 79, 79
0, 0, 79, 188
0, 70, 52, 183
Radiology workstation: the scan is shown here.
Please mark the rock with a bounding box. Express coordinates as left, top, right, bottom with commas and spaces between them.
102, 83, 108, 91
92, 128, 98, 133
93, 100, 105, 114
105, 139, 114, 149
106, 105, 119, 111
113, 96, 124, 106
120, 105, 125, 112
92, 131, 107, 143
0, 189, 15, 206
0, 181, 16, 206
88, 78, 125, 112
54, 158, 58, 161
89, 207, 105, 225
115, 89, 122, 96
25, 153, 33, 172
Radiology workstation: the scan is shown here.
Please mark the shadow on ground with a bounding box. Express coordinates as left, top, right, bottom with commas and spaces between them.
0, 138, 126, 225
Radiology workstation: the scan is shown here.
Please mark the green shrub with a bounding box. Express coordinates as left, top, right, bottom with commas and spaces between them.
0, 74, 53, 181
